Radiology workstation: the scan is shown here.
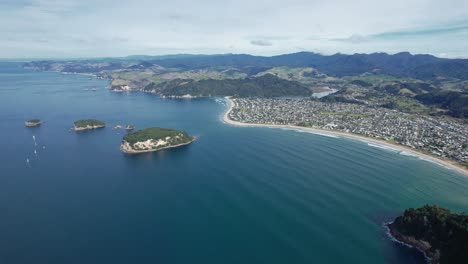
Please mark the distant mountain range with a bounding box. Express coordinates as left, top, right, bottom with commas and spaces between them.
135, 52, 468, 80
23, 51, 468, 118
25, 51, 468, 80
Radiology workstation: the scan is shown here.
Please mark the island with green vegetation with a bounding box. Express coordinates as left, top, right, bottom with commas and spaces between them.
73, 119, 106, 131
121, 127, 194, 154
25, 119, 41, 127
387, 205, 468, 264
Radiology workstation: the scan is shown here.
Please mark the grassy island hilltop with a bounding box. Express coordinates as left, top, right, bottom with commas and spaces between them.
73, 119, 106, 131
25, 119, 41, 127
388, 205, 468, 264
121, 127, 194, 153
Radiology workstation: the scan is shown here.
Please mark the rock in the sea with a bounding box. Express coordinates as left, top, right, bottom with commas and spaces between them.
25, 119, 41, 127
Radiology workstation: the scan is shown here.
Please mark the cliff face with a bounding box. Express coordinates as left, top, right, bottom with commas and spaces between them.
388, 205, 468, 264
120, 133, 194, 153
121, 137, 172, 152
73, 119, 106, 131
73, 124, 105, 131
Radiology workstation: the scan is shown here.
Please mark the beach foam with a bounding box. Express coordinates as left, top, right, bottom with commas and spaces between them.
281, 127, 340, 138
367, 143, 400, 152
399, 151, 420, 158
222, 97, 467, 176
215, 98, 226, 105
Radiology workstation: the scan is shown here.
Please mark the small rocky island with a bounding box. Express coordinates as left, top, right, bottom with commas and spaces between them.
121, 127, 194, 154
387, 205, 468, 264
124, 124, 135, 130
25, 119, 41, 127
73, 119, 106, 131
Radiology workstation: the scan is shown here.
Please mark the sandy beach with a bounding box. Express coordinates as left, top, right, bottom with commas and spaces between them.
222, 97, 468, 176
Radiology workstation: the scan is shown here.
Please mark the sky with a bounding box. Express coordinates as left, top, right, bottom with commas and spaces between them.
1, 0, 468, 58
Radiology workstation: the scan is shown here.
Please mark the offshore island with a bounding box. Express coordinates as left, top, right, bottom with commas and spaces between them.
387, 205, 468, 264
73, 119, 106, 131
120, 127, 195, 154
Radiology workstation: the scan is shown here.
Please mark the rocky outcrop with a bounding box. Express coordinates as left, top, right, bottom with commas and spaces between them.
25, 120, 41, 127
73, 124, 105, 131
120, 128, 195, 154
387, 205, 468, 264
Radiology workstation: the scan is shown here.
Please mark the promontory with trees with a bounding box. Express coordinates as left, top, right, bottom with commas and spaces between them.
121, 127, 194, 154
388, 205, 468, 264
73, 119, 106, 131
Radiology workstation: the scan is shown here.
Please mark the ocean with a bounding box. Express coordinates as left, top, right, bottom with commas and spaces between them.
0, 62, 467, 264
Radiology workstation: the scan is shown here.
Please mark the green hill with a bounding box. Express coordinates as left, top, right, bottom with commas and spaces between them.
155, 74, 311, 97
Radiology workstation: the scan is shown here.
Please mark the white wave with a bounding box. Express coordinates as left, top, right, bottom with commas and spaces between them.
383, 222, 432, 263
399, 150, 454, 171
367, 143, 400, 152
301, 131, 340, 138
383, 222, 413, 248
416, 156, 453, 171
214, 98, 226, 105
281, 127, 340, 138
399, 151, 419, 158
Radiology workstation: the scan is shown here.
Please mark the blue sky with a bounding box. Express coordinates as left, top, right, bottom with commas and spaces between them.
1, 0, 468, 58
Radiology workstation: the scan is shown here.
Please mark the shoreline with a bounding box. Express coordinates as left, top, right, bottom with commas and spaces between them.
222, 97, 468, 176
120, 138, 196, 154
384, 222, 436, 264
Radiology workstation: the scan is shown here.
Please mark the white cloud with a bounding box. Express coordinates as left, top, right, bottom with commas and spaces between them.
250, 40, 273, 46
0, 0, 467, 58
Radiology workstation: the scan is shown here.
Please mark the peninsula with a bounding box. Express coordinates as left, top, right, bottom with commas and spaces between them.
120, 127, 195, 154
73, 119, 106, 131
25, 119, 41, 127
387, 205, 468, 264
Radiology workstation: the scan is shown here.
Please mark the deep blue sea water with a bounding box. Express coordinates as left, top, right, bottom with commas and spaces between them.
0, 62, 467, 264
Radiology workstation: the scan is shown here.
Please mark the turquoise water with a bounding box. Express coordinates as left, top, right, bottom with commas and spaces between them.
0, 62, 467, 263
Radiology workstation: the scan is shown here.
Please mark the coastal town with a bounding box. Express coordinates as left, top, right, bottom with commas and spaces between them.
228, 98, 468, 165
